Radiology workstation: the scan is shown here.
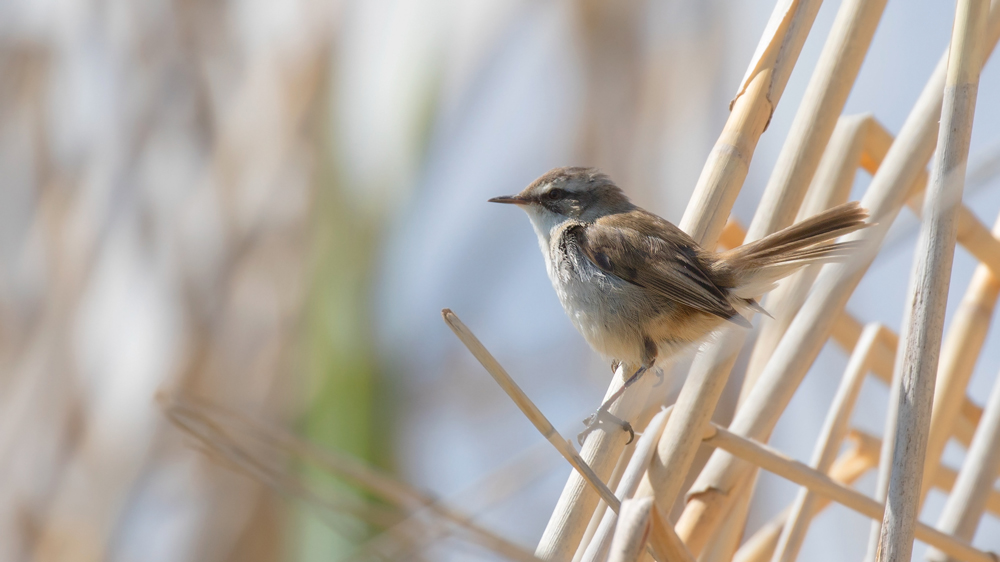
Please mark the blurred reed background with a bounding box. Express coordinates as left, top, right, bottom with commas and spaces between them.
1, 1, 999, 561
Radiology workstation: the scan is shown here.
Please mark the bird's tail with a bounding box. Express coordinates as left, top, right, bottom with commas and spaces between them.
715, 201, 870, 301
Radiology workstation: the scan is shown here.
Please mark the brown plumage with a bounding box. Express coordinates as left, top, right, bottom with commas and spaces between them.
491, 167, 870, 371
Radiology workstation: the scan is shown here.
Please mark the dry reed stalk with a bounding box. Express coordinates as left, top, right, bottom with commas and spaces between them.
441, 310, 619, 512
870, 344, 941, 561
551, 1, 823, 555
728, 117, 988, 444
576, 501, 610, 562
906, 182, 1000, 280
161, 394, 542, 562
641, 0, 885, 551
734, 2, 888, 408
576, 493, 615, 562
701, 424, 997, 562
917, 214, 1000, 502
607, 497, 652, 562
733, 510, 786, 562
733, 433, 881, 562
932, 464, 1000, 518
849, 430, 1000, 518
718, 217, 985, 447
675, 4, 1000, 549
537, 369, 660, 560
580, 408, 672, 562
741, 113, 871, 401
860, 119, 1000, 279
927, 366, 1000, 562
874, 0, 990, 559
857, 320, 901, 562
678, 0, 822, 244
607, 497, 656, 562
606, 502, 695, 562
827, 305, 981, 448
541, 366, 664, 561
753, 0, 887, 239
771, 323, 890, 562
648, 508, 697, 562
701, 481, 755, 562
573, 416, 650, 562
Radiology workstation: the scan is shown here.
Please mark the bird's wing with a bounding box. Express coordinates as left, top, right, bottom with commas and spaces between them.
573, 211, 748, 326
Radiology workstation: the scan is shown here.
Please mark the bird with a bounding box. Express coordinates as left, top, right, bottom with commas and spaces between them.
489, 167, 869, 444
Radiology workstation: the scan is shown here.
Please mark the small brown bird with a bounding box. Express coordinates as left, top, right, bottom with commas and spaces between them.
490, 167, 869, 443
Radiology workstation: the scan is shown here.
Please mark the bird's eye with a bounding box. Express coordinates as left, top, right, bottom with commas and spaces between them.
544, 188, 565, 201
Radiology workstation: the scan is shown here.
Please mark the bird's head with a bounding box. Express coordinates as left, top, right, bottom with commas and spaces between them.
489, 167, 633, 234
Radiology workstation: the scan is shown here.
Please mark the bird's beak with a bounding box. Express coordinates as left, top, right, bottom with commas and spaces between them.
488, 195, 530, 205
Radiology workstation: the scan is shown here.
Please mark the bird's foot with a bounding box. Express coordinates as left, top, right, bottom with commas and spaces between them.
577, 409, 635, 446
652, 368, 665, 387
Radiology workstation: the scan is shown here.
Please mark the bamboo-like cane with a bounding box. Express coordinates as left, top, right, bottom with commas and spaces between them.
741, 114, 872, 402
580, 408, 672, 562
716, 114, 998, 558
858, 117, 1000, 279
852, 431, 1000, 520
536, 365, 661, 560
771, 323, 890, 562
639, 1, 882, 550
740, 1, 887, 347
773, 109, 1000, 377
874, 0, 989, 559
607, 496, 697, 562
868, 326, 906, 562
701, 480, 755, 562
607, 497, 656, 562
576, 421, 649, 562
733, 432, 881, 562
676, 5, 1000, 550
830, 315, 980, 449
701, 424, 998, 562
932, 462, 1000, 519
704, 143, 866, 561
441, 310, 620, 512
737, 425, 1000, 562
722, 215, 985, 446
678, 0, 822, 245
852, 431, 1000, 519
743, 111, 1000, 404
927, 368, 1000, 562
648, 508, 697, 562
538, 1, 823, 557
918, 214, 1000, 502
574, 449, 632, 562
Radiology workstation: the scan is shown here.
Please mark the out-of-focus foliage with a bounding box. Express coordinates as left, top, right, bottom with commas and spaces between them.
0, 0, 336, 560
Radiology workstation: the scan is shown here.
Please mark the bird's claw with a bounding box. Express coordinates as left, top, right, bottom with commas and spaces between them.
653, 368, 664, 387
577, 409, 635, 446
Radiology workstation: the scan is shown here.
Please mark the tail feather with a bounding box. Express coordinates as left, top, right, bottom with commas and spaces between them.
722, 201, 869, 265
717, 201, 870, 299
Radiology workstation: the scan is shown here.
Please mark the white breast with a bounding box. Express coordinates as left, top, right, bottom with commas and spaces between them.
542, 223, 645, 365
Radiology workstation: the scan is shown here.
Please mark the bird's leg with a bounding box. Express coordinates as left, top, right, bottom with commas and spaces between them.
578, 340, 658, 445
577, 365, 648, 445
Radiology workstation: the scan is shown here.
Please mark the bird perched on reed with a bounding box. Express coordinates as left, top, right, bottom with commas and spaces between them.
490, 167, 869, 443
